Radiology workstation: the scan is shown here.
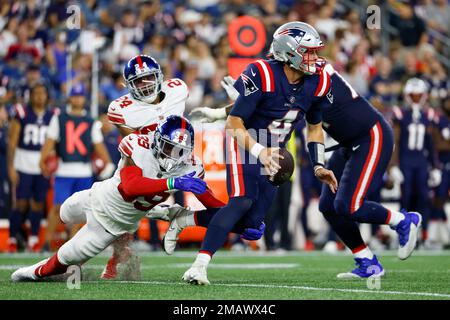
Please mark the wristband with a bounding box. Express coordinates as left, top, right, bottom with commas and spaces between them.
250, 143, 265, 159
314, 165, 324, 176
167, 178, 174, 190
307, 142, 325, 167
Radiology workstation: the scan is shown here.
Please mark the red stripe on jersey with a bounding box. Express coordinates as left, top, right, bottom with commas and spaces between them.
254, 61, 267, 92
261, 60, 275, 92
314, 71, 330, 96
108, 115, 125, 124
118, 144, 132, 157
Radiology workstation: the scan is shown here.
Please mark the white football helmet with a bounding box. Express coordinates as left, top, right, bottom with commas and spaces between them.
403, 77, 428, 106
270, 21, 324, 75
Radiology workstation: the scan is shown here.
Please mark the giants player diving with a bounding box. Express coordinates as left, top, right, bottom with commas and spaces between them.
11, 115, 256, 282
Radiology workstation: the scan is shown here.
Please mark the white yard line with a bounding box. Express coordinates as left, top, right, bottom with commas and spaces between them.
87, 280, 450, 299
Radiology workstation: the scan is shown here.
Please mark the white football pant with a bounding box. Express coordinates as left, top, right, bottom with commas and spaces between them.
57, 189, 118, 265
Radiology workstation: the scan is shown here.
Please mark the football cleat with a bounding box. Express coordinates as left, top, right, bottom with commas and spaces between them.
11, 258, 49, 282
395, 210, 422, 260
162, 206, 194, 255
101, 256, 118, 280
182, 265, 210, 285
7, 239, 17, 253
337, 255, 385, 279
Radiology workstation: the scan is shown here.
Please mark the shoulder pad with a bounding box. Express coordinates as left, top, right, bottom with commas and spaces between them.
13, 103, 26, 120
162, 78, 189, 101
392, 106, 403, 120
118, 133, 139, 158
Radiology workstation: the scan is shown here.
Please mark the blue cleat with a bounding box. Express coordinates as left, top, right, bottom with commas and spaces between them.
396, 210, 422, 260
337, 255, 385, 279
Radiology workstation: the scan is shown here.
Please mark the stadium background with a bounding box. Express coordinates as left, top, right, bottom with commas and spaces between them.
0, 0, 449, 253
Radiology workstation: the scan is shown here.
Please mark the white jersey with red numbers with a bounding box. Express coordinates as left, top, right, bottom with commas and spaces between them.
107, 78, 188, 133
90, 133, 204, 236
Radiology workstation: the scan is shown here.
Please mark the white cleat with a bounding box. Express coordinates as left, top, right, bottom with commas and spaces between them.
11, 258, 49, 282
182, 265, 210, 285
162, 206, 194, 255
396, 211, 422, 260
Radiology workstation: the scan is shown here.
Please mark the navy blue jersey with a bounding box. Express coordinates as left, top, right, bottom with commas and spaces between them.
230, 59, 331, 148
14, 104, 53, 151
320, 64, 384, 145
392, 105, 436, 166
435, 112, 450, 164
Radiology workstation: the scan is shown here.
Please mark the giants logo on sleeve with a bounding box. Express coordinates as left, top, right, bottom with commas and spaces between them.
241, 73, 259, 96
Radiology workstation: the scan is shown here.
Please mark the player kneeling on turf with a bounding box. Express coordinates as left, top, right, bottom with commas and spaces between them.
10, 116, 257, 282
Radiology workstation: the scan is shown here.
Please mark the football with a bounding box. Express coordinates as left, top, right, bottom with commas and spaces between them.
268, 148, 294, 186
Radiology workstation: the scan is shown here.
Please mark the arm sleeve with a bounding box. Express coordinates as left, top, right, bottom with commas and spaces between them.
194, 188, 226, 208
46, 114, 60, 140
229, 63, 264, 121
91, 120, 104, 144
118, 166, 169, 199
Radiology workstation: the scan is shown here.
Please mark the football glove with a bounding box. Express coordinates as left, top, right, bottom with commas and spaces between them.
241, 222, 266, 241
98, 163, 116, 180
220, 75, 239, 101
168, 172, 207, 194
389, 166, 404, 184
189, 106, 227, 123
428, 168, 442, 188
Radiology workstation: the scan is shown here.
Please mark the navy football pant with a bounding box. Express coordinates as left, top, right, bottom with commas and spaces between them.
199, 137, 277, 255
319, 121, 394, 251
400, 163, 430, 231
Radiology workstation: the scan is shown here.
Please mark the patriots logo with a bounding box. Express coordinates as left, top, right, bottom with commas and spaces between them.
278, 28, 306, 44
241, 73, 259, 96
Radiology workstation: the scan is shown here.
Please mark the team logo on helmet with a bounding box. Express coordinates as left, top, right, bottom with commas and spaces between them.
278, 28, 306, 44
241, 73, 259, 96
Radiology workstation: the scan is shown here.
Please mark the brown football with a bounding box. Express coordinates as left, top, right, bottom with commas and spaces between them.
268, 148, 294, 186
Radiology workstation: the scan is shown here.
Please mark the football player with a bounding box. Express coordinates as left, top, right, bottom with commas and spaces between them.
176, 21, 337, 285
101, 54, 189, 279
390, 78, 441, 244
191, 22, 422, 281
7, 83, 53, 252
10, 116, 246, 282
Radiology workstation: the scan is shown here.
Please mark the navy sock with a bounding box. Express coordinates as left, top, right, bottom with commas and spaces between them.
200, 197, 253, 255
9, 209, 23, 239
30, 210, 44, 236
322, 211, 365, 251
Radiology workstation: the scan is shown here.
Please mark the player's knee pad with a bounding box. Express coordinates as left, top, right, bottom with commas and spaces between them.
60, 191, 88, 225
333, 198, 352, 216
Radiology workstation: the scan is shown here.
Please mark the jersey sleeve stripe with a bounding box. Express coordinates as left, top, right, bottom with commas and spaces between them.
108, 114, 126, 124
314, 71, 330, 97
118, 144, 132, 157
15, 104, 25, 119
255, 60, 275, 92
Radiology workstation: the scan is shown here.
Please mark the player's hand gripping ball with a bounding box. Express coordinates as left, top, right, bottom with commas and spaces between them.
267, 148, 294, 186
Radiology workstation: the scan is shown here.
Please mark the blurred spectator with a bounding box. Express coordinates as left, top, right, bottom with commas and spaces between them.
0, 104, 8, 218
99, 72, 128, 109
389, 1, 428, 47
417, 0, 450, 36
5, 23, 41, 67
7, 83, 53, 253
0, 17, 19, 58
342, 59, 369, 98
369, 56, 401, 103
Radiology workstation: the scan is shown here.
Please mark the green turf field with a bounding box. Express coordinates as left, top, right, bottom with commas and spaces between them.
0, 250, 449, 300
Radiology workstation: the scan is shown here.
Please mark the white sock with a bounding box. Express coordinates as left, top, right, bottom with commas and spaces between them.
387, 210, 406, 227
353, 246, 374, 260
193, 253, 211, 267
28, 235, 39, 247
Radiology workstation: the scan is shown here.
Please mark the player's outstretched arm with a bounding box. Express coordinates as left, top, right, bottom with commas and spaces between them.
194, 187, 226, 208
306, 122, 338, 193
189, 76, 238, 122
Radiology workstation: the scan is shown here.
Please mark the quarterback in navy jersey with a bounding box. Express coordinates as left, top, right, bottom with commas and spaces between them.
193, 38, 423, 281
7, 83, 53, 253
183, 22, 337, 285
